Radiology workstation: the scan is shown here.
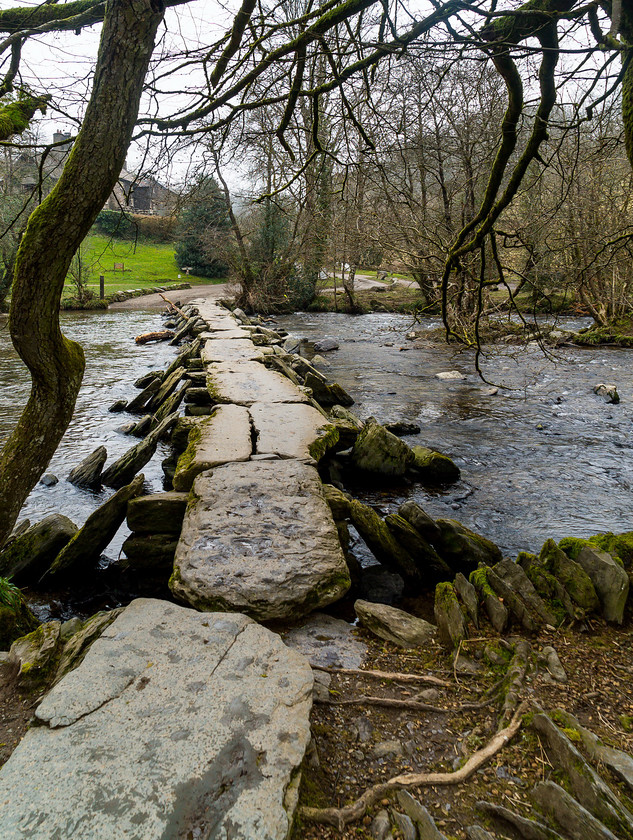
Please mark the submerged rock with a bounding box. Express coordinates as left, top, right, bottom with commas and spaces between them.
314, 337, 339, 352
593, 383, 619, 404
385, 421, 421, 436
410, 446, 460, 483
351, 418, 414, 477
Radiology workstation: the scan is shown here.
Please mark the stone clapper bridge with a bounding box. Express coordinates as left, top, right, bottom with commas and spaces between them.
0, 301, 352, 838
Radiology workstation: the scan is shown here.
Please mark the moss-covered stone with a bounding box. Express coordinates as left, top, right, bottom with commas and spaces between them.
0, 581, 39, 651
321, 484, 352, 519
410, 445, 460, 484
54, 608, 123, 685
469, 567, 508, 632
0, 514, 78, 582
434, 581, 467, 649
308, 423, 339, 462
434, 519, 502, 575
559, 531, 633, 570
350, 418, 414, 477
539, 539, 600, 616
9, 620, 62, 692
348, 498, 422, 586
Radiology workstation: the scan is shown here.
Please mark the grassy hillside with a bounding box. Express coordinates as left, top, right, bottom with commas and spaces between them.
69, 233, 226, 295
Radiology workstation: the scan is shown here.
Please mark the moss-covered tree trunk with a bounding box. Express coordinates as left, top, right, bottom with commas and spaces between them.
0, 0, 165, 546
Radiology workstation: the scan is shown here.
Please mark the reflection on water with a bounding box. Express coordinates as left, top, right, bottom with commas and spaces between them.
278, 312, 633, 556
0, 310, 177, 556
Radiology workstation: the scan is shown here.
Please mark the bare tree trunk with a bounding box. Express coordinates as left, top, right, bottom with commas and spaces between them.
0, 0, 165, 546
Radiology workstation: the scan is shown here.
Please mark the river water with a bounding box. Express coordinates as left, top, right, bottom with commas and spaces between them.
0, 310, 176, 559
1, 309, 632, 581
278, 312, 633, 558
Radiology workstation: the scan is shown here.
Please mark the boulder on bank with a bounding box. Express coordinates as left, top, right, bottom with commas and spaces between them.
486, 559, 557, 632
351, 418, 414, 477
434, 582, 467, 649
0, 514, 78, 582
355, 599, 437, 648
575, 546, 629, 623
539, 539, 600, 617
9, 620, 62, 691
47, 475, 145, 579
67, 446, 107, 489
433, 519, 502, 576
409, 446, 460, 484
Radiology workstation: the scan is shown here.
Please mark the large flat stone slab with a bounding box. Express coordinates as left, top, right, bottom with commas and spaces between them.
0, 598, 313, 840
200, 328, 252, 340
250, 402, 337, 461
173, 404, 253, 491
172, 460, 351, 621
208, 361, 308, 406
201, 337, 264, 364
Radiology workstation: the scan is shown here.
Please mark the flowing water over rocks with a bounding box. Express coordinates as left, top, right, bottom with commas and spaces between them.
2, 308, 632, 603
0, 310, 179, 616
277, 312, 633, 557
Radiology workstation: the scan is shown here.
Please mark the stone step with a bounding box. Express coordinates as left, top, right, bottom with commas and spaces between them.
0, 598, 313, 840
171, 460, 351, 621
207, 361, 309, 406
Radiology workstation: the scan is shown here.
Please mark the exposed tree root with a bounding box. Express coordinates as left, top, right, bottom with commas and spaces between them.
300, 701, 528, 830
315, 695, 448, 713
500, 640, 532, 727
312, 665, 450, 687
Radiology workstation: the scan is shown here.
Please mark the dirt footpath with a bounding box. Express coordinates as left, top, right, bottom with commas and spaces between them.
108, 282, 235, 311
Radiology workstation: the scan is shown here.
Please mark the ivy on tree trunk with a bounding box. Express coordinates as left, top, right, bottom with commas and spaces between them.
0, 0, 165, 546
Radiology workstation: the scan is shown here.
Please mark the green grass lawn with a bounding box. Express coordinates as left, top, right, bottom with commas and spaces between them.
66, 233, 227, 295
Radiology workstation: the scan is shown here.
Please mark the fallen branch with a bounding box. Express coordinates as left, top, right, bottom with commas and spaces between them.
300, 701, 528, 830
134, 330, 175, 345
315, 695, 448, 713
312, 665, 450, 687
159, 292, 190, 320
